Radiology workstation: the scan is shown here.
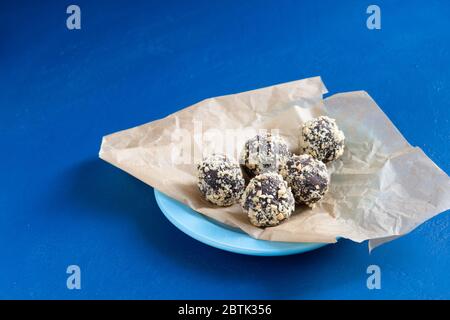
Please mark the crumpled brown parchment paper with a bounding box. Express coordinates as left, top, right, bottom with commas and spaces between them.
99, 76, 450, 249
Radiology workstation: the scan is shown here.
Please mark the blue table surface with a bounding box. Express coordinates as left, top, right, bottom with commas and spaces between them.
0, 0, 449, 299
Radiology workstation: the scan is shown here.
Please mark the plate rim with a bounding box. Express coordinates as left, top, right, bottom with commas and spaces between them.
154, 189, 332, 256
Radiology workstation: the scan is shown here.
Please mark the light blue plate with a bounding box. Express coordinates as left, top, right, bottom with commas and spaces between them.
154, 189, 333, 256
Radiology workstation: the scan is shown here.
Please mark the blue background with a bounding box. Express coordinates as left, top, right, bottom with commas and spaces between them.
0, 0, 449, 299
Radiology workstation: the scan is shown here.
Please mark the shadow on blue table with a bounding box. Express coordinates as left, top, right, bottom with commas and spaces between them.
61, 158, 360, 298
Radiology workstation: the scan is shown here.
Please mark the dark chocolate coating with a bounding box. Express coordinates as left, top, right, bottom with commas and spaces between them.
279, 154, 329, 206
241, 172, 295, 227
197, 154, 245, 206
240, 133, 290, 176
300, 116, 345, 162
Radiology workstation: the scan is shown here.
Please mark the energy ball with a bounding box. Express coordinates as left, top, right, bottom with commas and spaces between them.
279, 154, 329, 207
240, 133, 290, 176
197, 154, 245, 206
241, 172, 295, 227
300, 116, 345, 162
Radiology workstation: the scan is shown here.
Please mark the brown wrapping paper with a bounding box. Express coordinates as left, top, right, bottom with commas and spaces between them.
99, 77, 450, 249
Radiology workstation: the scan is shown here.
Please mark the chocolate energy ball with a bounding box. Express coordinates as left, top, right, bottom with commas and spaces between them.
240, 133, 290, 177
299, 116, 345, 162
279, 154, 329, 207
241, 172, 295, 227
197, 154, 245, 206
